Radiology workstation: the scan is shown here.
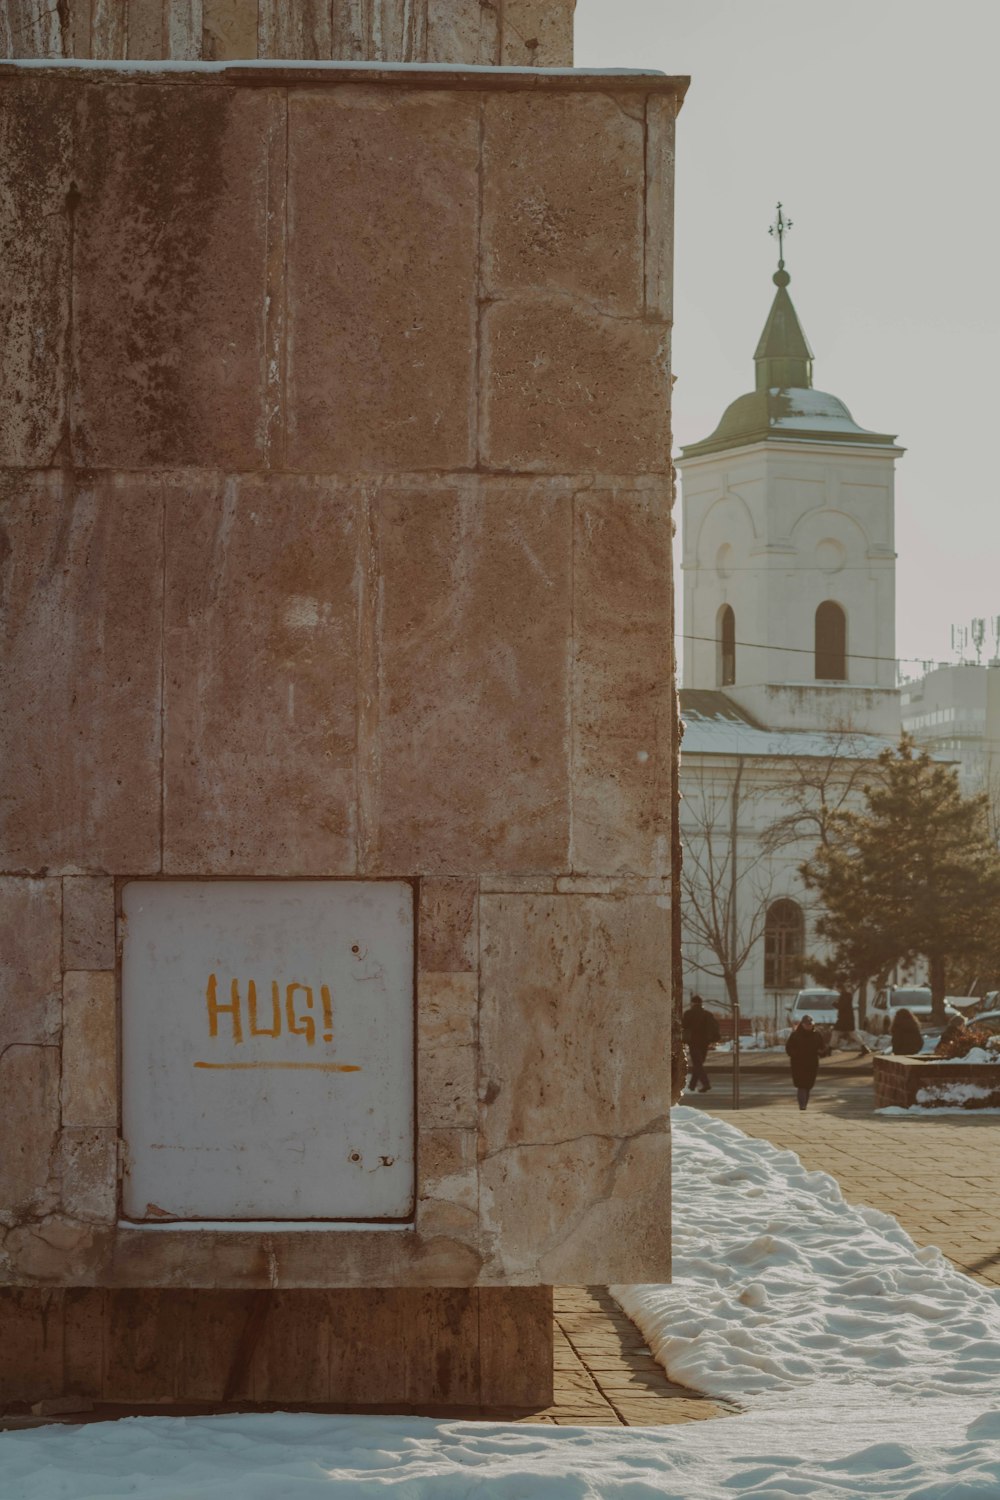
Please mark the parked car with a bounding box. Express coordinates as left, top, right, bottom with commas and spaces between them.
867, 986, 963, 1036
966, 1008, 1000, 1036
788, 988, 840, 1029
945, 995, 990, 1018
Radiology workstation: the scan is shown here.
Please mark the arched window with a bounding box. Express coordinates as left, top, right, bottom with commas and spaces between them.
764, 899, 804, 990
718, 605, 736, 687
815, 601, 847, 681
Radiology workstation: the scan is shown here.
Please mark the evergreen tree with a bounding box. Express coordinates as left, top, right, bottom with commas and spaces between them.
802, 736, 1000, 1022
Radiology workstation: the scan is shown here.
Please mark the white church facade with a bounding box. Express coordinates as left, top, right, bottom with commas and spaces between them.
677, 225, 903, 1026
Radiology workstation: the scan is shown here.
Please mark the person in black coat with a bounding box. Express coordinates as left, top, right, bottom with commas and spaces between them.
682, 994, 719, 1093
785, 1015, 826, 1110
890, 1007, 924, 1056
833, 990, 869, 1056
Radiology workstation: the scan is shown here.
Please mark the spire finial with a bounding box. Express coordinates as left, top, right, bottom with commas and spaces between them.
768, 202, 792, 287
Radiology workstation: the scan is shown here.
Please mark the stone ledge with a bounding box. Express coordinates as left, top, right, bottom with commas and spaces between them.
0, 61, 690, 103
873, 1054, 1000, 1110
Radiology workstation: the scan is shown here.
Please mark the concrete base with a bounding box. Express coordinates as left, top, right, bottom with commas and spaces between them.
0, 1287, 553, 1411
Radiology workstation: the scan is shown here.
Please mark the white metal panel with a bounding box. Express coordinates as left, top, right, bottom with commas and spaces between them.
121, 880, 415, 1221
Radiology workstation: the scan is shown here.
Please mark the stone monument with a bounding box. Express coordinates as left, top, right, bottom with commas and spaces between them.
0, 0, 685, 1408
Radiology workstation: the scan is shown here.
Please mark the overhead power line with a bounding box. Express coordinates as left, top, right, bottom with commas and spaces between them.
679, 632, 982, 672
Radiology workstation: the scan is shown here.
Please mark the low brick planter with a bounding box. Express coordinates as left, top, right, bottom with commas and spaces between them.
874, 1054, 1000, 1110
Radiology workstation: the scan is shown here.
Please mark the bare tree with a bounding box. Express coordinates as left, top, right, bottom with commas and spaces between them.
679, 755, 775, 1015
760, 728, 885, 857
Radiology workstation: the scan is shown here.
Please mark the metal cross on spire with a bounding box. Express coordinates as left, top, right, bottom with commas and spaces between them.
769, 202, 793, 269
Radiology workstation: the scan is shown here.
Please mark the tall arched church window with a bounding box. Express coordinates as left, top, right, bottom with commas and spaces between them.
764, 899, 804, 990
718, 605, 736, 687
815, 601, 847, 681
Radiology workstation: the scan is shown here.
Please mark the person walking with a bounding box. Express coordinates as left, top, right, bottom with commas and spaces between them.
682, 994, 719, 1093
785, 1014, 826, 1110
890, 1006, 924, 1056
833, 989, 869, 1056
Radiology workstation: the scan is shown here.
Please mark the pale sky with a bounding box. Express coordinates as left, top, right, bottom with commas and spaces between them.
575, 0, 1000, 676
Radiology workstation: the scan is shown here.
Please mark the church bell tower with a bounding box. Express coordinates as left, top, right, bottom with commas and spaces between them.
677, 207, 903, 737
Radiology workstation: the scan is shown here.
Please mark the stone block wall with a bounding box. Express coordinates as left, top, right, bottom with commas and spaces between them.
0, 56, 683, 1402
1, 0, 576, 66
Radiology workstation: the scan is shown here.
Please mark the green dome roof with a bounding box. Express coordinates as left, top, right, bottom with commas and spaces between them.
682, 268, 898, 457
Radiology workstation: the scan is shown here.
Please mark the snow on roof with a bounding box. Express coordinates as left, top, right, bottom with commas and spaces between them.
679, 690, 891, 760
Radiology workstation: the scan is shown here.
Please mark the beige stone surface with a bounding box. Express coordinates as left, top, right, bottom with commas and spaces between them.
57, 1128, 118, 1223
419, 1044, 478, 1130
418, 975, 478, 1128
0, 78, 71, 465
1, 0, 574, 64
61, 972, 117, 1127
328, 0, 427, 62
202, 0, 258, 59
62, 876, 115, 970
0, 472, 163, 875
0, 65, 679, 1310
571, 488, 673, 874
1, 0, 60, 55
500, 0, 575, 66
71, 82, 269, 469
418, 1127, 478, 1211
0, 878, 61, 1045
258, 0, 442, 62
481, 1134, 667, 1284
126, 0, 166, 58
426, 0, 498, 64
644, 94, 677, 319
416, 1126, 479, 1244
285, 90, 478, 473
418, 971, 477, 1045
419, 878, 478, 972
481, 299, 671, 473
0, 1045, 60, 1222
478, 892, 671, 1281
90, 0, 126, 56
2, 1218, 99, 1282
483, 92, 644, 316
258, 0, 331, 59
375, 481, 572, 874
162, 475, 358, 875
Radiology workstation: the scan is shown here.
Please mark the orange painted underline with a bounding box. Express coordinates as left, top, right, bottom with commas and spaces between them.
193, 1061, 362, 1073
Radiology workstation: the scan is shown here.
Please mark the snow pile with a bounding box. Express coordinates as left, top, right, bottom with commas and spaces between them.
6, 1403, 1000, 1499
932, 1046, 998, 1065
5, 1108, 1000, 1498
917, 1080, 997, 1105
614, 1106, 1000, 1402
879, 1103, 1000, 1116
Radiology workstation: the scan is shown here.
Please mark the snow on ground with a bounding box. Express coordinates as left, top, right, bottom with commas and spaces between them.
613, 1107, 1000, 1402
4, 1107, 1000, 1499
879, 1104, 1000, 1116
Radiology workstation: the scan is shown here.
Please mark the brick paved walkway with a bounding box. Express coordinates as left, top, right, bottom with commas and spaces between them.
536, 1287, 725, 1426
689, 1050, 1000, 1291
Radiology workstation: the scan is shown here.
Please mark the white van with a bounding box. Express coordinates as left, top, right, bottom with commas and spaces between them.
866, 986, 963, 1036
788, 988, 840, 1028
